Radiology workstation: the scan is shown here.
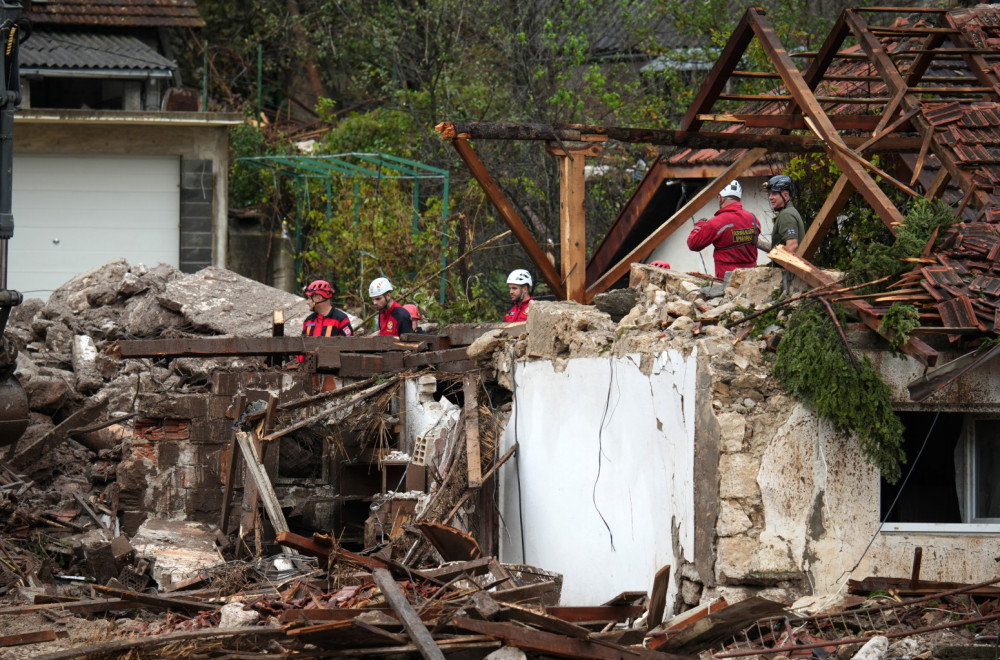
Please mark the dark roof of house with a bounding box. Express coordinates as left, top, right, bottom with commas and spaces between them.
24, 0, 205, 29
20, 30, 175, 73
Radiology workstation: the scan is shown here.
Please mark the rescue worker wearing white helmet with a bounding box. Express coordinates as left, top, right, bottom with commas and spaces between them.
369, 277, 413, 337
686, 179, 760, 279
504, 269, 533, 323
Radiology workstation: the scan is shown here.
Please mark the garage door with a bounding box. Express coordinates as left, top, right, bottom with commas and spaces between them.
8, 154, 180, 299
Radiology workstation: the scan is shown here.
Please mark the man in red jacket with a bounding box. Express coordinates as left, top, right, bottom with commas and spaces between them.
297, 279, 353, 365
369, 277, 413, 337
686, 180, 760, 279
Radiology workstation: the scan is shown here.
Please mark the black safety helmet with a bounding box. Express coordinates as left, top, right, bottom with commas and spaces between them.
763, 174, 794, 195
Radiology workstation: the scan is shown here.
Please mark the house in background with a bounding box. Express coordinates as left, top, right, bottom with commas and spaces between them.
9, 0, 240, 299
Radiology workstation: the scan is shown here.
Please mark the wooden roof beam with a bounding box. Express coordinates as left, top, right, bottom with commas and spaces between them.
679, 9, 758, 133
843, 9, 994, 210
447, 138, 566, 299
438, 121, 922, 152
747, 7, 906, 230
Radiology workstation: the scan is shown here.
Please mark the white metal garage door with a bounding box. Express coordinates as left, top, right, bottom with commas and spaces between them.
8, 154, 180, 299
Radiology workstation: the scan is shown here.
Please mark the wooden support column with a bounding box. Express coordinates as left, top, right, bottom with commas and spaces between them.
585, 147, 766, 302
747, 8, 906, 231
463, 373, 482, 489
547, 141, 601, 302
449, 138, 565, 299
798, 175, 853, 260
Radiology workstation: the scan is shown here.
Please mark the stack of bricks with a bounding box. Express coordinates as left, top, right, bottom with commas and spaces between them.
116, 369, 305, 536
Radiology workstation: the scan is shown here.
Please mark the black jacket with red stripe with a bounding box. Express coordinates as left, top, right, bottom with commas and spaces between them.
302, 308, 354, 337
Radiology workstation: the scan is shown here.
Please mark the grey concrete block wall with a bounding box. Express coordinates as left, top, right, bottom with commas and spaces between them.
180, 159, 214, 273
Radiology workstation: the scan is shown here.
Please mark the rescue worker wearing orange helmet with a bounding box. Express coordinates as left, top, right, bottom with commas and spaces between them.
302, 280, 353, 337
298, 279, 353, 364
369, 277, 413, 337
504, 269, 533, 323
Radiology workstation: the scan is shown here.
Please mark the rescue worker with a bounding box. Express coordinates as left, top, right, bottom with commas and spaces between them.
685, 180, 760, 279
402, 303, 422, 332
504, 269, 533, 322
301, 280, 353, 337
761, 174, 805, 253
369, 277, 413, 336
298, 279, 353, 364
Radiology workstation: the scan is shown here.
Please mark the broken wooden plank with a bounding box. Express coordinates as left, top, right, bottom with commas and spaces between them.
453, 617, 685, 660
219, 393, 246, 535
115, 335, 423, 359
92, 584, 219, 614
463, 373, 482, 488
263, 377, 399, 442
768, 246, 938, 366
372, 568, 447, 660
275, 531, 391, 571
545, 605, 647, 623
648, 565, 672, 628
34, 627, 286, 660
490, 580, 559, 604
0, 598, 133, 617
0, 630, 67, 647
657, 596, 787, 655
412, 556, 494, 581
235, 431, 293, 550
498, 601, 593, 639
10, 397, 108, 470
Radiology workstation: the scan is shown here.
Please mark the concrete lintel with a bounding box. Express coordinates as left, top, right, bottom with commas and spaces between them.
15, 109, 243, 127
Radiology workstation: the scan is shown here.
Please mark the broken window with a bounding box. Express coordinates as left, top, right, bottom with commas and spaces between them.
881, 412, 1000, 527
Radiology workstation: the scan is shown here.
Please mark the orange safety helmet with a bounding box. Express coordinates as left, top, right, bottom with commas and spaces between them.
304, 280, 333, 299
402, 303, 420, 321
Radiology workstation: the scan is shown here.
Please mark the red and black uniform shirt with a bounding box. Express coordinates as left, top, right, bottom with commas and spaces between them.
504, 296, 532, 323
378, 301, 413, 337
297, 308, 353, 363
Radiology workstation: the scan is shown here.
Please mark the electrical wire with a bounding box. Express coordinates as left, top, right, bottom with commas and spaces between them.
592, 357, 618, 552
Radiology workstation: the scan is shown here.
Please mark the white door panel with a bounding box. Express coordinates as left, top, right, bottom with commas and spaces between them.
9, 155, 180, 299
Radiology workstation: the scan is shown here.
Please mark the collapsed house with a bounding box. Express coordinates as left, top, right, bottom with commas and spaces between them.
5, 3, 1000, 657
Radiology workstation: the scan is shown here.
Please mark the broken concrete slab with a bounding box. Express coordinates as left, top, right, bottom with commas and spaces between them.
131, 519, 222, 589
158, 267, 312, 337
525, 301, 615, 360
71, 335, 103, 394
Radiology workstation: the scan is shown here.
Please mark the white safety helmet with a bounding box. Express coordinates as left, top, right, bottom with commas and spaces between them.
720, 180, 742, 199
506, 269, 533, 288
368, 277, 393, 298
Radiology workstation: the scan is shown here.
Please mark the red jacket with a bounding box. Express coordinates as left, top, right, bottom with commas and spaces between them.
505, 297, 532, 323
379, 301, 413, 336
686, 201, 760, 279
297, 308, 353, 363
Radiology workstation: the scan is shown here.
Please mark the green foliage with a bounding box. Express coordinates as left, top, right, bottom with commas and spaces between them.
845, 197, 955, 285
878, 303, 921, 356
774, 301, 906, 483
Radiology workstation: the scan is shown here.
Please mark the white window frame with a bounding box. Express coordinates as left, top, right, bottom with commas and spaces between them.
881, 413, 1000, 535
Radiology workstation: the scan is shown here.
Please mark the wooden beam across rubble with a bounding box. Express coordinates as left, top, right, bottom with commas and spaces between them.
113, 326, 520, 377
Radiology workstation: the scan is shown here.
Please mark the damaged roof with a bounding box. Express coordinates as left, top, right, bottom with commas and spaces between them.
24, 0, 205, 28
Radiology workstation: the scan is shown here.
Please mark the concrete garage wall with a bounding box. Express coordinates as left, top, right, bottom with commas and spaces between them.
497, 351, 698, 606
13, 110, 240, 273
